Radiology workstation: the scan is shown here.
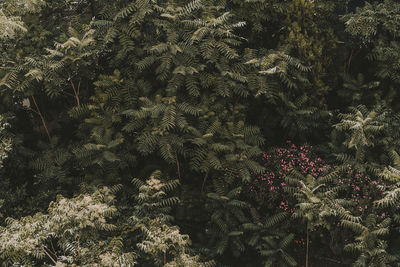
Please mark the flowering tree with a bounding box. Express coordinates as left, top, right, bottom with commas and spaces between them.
0, 187, 135, 266
0, 172, 205, 266
247, 141, 327, 214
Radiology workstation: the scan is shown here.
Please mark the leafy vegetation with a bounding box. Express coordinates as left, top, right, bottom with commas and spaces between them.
1, 0, 400, 266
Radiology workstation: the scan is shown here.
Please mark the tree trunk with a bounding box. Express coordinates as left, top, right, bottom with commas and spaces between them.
306, 226, 310, 267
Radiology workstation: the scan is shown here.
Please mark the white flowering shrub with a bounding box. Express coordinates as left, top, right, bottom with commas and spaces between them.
131, 171, 206, 267
0, 187, 136, 266
136, 218, 203, 267
0, 172, 208, 266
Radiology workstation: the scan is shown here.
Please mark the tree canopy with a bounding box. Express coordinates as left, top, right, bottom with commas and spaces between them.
1, 0, 400, 266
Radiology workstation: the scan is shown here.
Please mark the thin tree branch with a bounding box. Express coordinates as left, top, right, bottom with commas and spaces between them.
68, 74, 80, 106
77, 79, 81, 95
31, 95, 51, 142
201, 171, 209, 193
42, 246, 57, 265
347, 48, 354, 73
306, 224, 309, 267
50, 240, 57, 258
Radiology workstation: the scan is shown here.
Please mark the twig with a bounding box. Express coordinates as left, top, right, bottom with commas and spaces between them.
31, 95, 51, 142
68, 74, 80, 106
306, 224, 309, 267
347, 48, 354, 73
42, 246, 57, 265
77, 80, 81, 96
201, 171, 209, 193
49, 240, 57, 258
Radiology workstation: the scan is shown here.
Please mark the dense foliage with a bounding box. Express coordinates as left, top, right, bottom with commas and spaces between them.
1, 0, 400, 266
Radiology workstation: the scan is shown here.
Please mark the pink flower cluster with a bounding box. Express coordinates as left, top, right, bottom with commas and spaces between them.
248, 141, 327, 213
339, 165, 384, 216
